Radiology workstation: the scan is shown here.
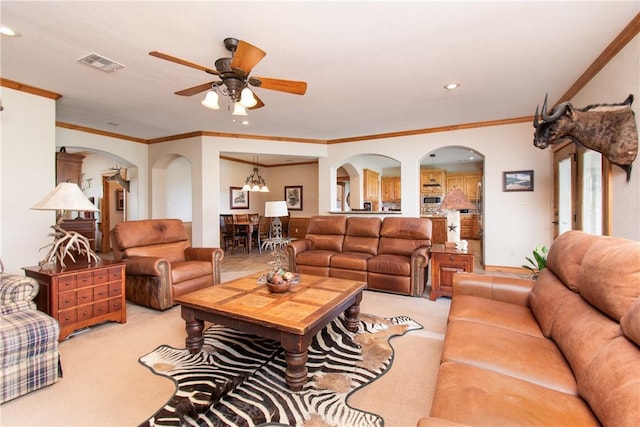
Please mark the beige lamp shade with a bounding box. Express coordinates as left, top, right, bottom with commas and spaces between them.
265, 201, 288, 218
31, 182, 98, 212
439, 188, 476, 211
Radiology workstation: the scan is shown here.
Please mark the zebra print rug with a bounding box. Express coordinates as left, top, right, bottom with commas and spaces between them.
138, 313, 421, 427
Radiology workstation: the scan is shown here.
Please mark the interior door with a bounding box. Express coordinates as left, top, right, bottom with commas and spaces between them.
553, 144, 576, 237
553, 142, 609, 238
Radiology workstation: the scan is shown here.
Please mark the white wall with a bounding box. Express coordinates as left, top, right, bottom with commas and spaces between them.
0, 87, 56, 272
323, 122, 552, 268
571, 34, 640, 240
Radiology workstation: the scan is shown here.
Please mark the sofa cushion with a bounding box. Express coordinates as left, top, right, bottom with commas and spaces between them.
529, 268, 576, 337
305, 216, 347, 252
578, 236, 640, 321
378, 217, 431, 256
330, 252, 373, 270
545, 230, 599, 292
112, 218, 188, 250
296, 250, 337, 268
429, 362, 600, 426
123, 241, 189, 263
442, 319, 577, 394
367, 254, 410, 276
449, 294, 543, 338
549, 291, 622, 383
342, 217, 381, 255
621, 298, 640, 345
578, 336, 640, 427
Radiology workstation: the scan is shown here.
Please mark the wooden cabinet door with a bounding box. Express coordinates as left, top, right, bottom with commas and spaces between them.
446, 176, 464, 193
363, 169, 380, 201
381, 177, 394, 202
465, 175, 482, 200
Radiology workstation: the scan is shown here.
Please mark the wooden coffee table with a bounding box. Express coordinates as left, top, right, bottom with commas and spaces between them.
175, 273, 366, 391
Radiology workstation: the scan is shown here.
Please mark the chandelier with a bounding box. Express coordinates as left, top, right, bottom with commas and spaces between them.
201, 80, 257, 116
241, 157, 269, 192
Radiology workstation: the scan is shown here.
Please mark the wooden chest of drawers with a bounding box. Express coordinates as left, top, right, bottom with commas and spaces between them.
23, 260, 126, 341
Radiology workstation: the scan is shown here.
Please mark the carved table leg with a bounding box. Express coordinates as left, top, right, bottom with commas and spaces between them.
181, 307, 204, 353
344, 292, 362, 332
284, 349, 308, 391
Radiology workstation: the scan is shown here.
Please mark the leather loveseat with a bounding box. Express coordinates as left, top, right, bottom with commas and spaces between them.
419, 230, 640, 426
286, 215, 432, 296
111, 219, 224, 310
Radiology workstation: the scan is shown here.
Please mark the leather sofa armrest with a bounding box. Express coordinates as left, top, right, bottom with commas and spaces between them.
286, 239, 312, 272
185, 247, 224, 285
452, 271, 535, 306
123, 256, 170, 277
410, 246, 431, 297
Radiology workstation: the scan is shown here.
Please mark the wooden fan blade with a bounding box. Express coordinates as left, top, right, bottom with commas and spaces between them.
230, 41, 266, 75
149, 51, 219, 75
248, 92, 265, 110
253, 77, 307, 95
175, 81, 217, 96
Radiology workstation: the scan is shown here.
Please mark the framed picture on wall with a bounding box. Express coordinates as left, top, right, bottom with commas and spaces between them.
115, 190, 124, 210
285, 185, 303, 211
503, 170, 534, 192
230, 186, 249, 209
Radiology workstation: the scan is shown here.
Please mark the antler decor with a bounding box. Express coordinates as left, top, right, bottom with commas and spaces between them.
38, 225, 100, 268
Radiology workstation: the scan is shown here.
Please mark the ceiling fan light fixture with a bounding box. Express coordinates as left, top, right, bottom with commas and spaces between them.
232, 102, 248, 116
201, 90, 220, 109
240, 87, 258, 108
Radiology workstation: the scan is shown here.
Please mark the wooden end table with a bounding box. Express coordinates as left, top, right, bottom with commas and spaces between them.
429, 244, 474, 300
175, 273, 366, 391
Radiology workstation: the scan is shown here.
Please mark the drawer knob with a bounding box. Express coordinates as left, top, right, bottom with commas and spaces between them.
99, 307, 104, 312
449, 255, 455, 261
65, 298, 71, 303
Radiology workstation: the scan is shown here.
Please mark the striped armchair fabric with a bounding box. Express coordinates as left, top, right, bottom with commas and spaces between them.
0, 273, 60, 403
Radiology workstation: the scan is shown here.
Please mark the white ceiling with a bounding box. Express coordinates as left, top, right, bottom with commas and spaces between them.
1, 1, 638, 166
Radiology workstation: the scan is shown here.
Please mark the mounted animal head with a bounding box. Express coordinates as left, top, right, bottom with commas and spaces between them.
533, 94, 638, 181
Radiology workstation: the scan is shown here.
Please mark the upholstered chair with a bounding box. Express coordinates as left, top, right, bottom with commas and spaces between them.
111, 219, 224, 310
0, 273, 60, 403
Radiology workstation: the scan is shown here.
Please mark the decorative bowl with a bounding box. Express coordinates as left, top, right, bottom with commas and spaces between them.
267, 281, 291, 293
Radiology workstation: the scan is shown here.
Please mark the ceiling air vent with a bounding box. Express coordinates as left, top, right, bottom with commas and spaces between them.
77, 52, 125, 73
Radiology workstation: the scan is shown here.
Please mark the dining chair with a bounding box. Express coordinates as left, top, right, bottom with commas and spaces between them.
256, 216, 271, 253
234, 214, 249, 223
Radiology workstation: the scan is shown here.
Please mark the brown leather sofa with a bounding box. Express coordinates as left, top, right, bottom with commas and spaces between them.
111, 219, 224, 310
419, 230, 640, 426
286, 215, 432, 296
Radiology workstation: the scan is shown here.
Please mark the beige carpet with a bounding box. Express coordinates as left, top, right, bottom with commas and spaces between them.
1, 265, 450, 427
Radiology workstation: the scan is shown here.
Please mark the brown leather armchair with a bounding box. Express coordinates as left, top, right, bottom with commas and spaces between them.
111, 219, 224, 310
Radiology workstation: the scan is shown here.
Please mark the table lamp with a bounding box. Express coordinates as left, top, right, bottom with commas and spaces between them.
265, 201, 288, 239
439, 188, 476, 248
31, 182, 100, 267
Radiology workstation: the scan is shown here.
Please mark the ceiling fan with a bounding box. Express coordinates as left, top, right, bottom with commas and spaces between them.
149, 37, 307, 112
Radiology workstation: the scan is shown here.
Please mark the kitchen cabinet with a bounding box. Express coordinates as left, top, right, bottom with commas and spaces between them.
363, 169, 380, 202
381, 176, 401, 202
465, 175, 482, 200
446, 174, 482, 200
429, 217, 447, 244
421, 169, 446, 194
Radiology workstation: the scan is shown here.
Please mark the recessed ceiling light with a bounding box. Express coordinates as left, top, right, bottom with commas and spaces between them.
0, 25, 21, 37
444, 82, 461, 90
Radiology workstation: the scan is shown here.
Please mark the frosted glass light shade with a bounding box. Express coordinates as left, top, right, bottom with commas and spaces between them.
240, 87, 257, 108
232, 102, 248, 116
201, 90, 220, 109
